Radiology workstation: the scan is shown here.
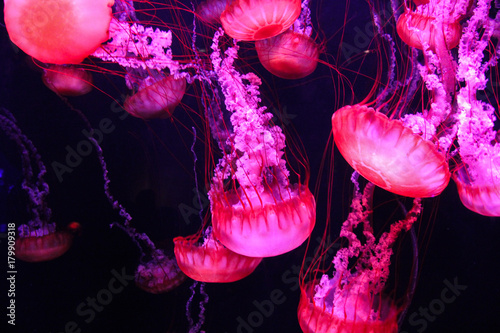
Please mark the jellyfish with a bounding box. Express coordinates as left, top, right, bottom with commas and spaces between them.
0, 108, 79, 262
452, 0, 500, 216
135, 249, 187, 294
42, 65, 93, 96
4, 0, 114, 64
255, 0, 319, 79
331, 104, 450, 198
220, 0, 302, 41
208, 29, 316, 258
124, 72, 186, 119
298, 175, 421, 333
174, 227, 262, 282
197, 0, 232, 24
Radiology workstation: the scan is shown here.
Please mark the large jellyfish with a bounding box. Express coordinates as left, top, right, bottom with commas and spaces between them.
299, 176, 421, 333
4, 0, 114, 64
208, 29, 316, 258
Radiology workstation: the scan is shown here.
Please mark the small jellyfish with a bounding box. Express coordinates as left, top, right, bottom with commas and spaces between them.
0, 108, 79, 262
124, 74, 186, 119
255, 30, 319, 79
174, 227, 262, 283
16, 222, 81, 262
135, 249, 186, 294
197, 0, 232, 24
42, 65, 93, 96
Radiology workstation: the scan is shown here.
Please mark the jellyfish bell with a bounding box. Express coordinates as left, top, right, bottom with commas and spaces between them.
298, 281, 399, 333
124, 75, 187, 119
453, 161, 500, 217
135, 250, 186, 294
197, 0, 232, 24
331, 104, 450, 198
42, 65, 93, 96
220, 0, 302, 41
396, 8, 461, 51
255, 30, 319, 79
211, 183, 316, 257
15, 221, 81, 262
173, 228, 263, 283
4, 0, 114, 64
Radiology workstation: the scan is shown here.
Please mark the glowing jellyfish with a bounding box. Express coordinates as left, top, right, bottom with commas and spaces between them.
42, 65, 93, 96
452, 0, 500, 216
298, 178, 421, 333
174, 228, 262, 283
124, 74, 186, 119
16, 222, 81, 262
255, 0, 319, 79
256, 30, 319, 79
4, 0, 114, 64
0, 108, 79, 262
331, 104, 450, 198
220, 0, 302, 40
396, 11, 461, 51
208, 30, 315, 257
135, 250, 186, 294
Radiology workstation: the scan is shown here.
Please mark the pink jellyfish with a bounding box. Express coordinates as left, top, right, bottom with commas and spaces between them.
0, 108, 80, 262
5, 0, 114, 64
220, 0, 302, 40
298, 176, 421, 332
208, 29, 316, 257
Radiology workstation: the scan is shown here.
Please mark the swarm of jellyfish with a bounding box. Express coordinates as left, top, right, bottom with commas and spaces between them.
2, 0, 500, 332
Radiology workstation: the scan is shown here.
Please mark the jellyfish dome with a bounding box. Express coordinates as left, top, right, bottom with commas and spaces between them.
298, 281, 399, 333
211, 184, 316, 257
124, 75, 186, 119
174, 229, 263, 283
4, 0, 114, 64
197, 0, 232, 23
135, 250, 186, 294
331, 105, 450, 198
15, 222, 80, 262
255, 30, 319, 79
396, 11, 462, 51
220, 0, 302, 41
42, 65, 93, 96
453, 165, 500, 216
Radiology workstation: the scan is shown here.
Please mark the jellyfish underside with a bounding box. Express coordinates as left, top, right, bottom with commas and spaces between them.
331, 105, 450, 198
220, 0, 302, 41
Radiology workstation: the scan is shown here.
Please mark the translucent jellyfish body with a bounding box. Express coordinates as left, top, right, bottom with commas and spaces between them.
124, 76, 186, 119
4, 0, 114, 64
255, 30, 319, 79
135, 251, 186, 294
298, 282, 398, 333
197, 0, 232, 23
15, 222, 80, 262
453, 166, 500, 216
220, 0, 302, 40
331, 105, 450, 197
396, 10, 461, 51
42, 65, 93, 96
174, 231, 262, 282
211, 184, 316, 257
